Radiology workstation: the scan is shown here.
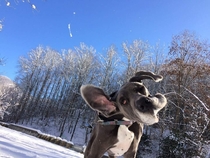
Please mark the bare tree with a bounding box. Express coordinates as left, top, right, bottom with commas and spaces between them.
122, 40, 151, 82
160, 30, 210, 157
98, 45, 121, 93
0, 76, 21, 120
55, 43, 99, 137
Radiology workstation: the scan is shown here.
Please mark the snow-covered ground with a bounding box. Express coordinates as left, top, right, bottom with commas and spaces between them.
0, 126, 83, 158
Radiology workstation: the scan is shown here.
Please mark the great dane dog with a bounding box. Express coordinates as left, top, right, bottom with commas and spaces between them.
80, 71, 167, 158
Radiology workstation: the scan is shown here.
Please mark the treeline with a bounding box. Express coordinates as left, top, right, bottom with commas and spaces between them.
2, 30, 210, 157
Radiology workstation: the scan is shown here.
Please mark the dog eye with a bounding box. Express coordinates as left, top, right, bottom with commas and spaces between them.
119, 97, 127, 105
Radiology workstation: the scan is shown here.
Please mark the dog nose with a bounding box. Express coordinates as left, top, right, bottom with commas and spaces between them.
145, 97, 152, 103
136, 97, 153, 113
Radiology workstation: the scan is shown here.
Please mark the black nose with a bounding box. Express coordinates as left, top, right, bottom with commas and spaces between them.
136, 97, 153, 113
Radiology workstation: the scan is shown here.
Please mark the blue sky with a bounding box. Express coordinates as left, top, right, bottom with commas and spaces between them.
0, 0, 210, 80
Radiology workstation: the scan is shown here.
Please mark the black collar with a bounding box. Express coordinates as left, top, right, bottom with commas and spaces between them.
97, 113, 135, 126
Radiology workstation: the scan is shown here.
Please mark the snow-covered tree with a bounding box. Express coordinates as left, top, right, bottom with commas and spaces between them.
0, 76, 21, 120
122, 39, 151, 82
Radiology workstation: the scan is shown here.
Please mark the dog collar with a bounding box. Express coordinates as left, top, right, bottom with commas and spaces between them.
96, 119, 135, 126
96, 113, 135, 126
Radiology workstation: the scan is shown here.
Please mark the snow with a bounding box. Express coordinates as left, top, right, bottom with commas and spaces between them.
0, 126, 83, 158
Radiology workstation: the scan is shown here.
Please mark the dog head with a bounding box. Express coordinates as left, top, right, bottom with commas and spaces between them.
80, 71, 167, 125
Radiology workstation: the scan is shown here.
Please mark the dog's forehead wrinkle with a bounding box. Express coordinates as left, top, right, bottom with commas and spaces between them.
118, 83, 145, 98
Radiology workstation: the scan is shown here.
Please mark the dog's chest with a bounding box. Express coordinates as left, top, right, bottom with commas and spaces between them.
108, 125, 134, 156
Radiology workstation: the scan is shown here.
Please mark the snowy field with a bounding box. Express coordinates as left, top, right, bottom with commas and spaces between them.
0, 126, 83, 158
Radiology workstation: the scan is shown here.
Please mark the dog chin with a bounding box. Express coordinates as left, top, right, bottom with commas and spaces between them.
137, 113, 159, 125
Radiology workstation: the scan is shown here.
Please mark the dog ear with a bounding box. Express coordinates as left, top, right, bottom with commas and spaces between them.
129, 71, 163, 83
80, 85, 116, 116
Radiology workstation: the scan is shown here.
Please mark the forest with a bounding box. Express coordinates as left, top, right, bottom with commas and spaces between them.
1, 30, 210, 157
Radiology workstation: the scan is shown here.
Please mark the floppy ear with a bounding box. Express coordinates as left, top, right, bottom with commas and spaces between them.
129, 71, 163, 83
80, 85, 116, 116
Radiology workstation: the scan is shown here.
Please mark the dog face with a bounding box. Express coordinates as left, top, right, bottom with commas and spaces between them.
114, 82, 167, 125
80, 71, 167, 125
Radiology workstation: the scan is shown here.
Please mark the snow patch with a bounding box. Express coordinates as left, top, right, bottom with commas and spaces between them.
0, 125, 83, 158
